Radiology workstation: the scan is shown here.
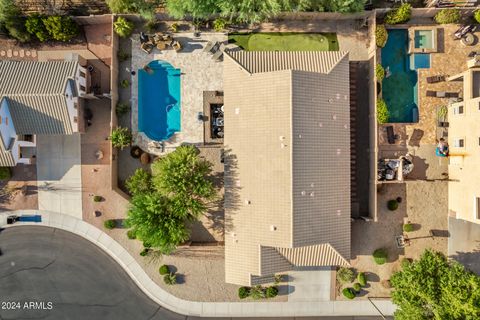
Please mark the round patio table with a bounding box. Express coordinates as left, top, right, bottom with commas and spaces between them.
461, 33, 475, 46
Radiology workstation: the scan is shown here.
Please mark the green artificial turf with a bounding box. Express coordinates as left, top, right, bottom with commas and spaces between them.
228, 32, 339, 51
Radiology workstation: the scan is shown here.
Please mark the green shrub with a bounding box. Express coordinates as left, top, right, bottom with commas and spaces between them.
25, 14, 49, 41
401, 258, 412, 269
238, 286, 250, 299
384, 4, 412, 25
353, 283, 361, 292
127, 229, 136, 239
114, 17, 134, 38
116, 102, 130, 116
337, 267, 355, 284
388, 199, 399, 211
93, 195, 102, 202
159, 264, 170, 275
140, 248, 149, 256
357, 272, 367, 286
342, 287, 355, 299
265, 286, 278, 298
213, 18, 227, 31
117, 50, 131, 62
474, 10, 480, 24
43, 16, 78, 41
375, 25, 388, 48
163, 273, 177, 285
110, 127, 132, 149
120, 79, 130, 88
373, 248, 388, 265
126, 168, 152, 196
143, 241, 152, 248
434, 9, 461, 24
377, 99, 389, 124
104, 219, 116, 229
403, 223, 414, 232
0, 167, 11, 180
376, 64, 385, 82
5, 18, 31, 42
249, 285, 265, 300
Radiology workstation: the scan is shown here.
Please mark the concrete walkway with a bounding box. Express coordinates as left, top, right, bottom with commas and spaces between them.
0, 210, 396, 318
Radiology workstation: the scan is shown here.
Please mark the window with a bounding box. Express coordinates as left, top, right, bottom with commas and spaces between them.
80, 71, 86, 78
453, 105, 464, 115
80, 85, 86, 92
453, 138, 465, 148
475, 197, 480, 220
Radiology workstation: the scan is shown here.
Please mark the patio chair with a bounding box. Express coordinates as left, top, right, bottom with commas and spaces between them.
212, 44, 226, 62
445, 92, 460, 98
426, 75, 446, 83
386, 125, 397, 144
203, 41, 219, 54
141, 42, 154, 54
172, 40, 182, 52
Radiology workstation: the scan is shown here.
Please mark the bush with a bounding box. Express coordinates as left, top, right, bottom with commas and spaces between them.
401, 258, 412, 269
384, 4, 411, 25
140, 152, 151, 165
357, 272, 367, 286
0, 167, 11, 180
474, 10, 480, 24
373, 248, 388, 265
375, 25, 388, 48
434, 9, 461, 24
126, 168, 152, 196
5, 18, 31, 42
387, 199, 399, 211
116, 102, 130, 116
337, 267, 355, 284
376, 64, 385, 82
93, 195, 102, 202
265, 286, 278, 298
353, 283, 361, 292
213, 18, 227, 31
403, 223, 414, 232
117, 50, 131, 62
163, 273, 177, 285
342, 287, 355, 299
249, 285, 265, 300
140, 248, 149, 256
25, 14, 49, 41
114, 17, 134, 38
377, 99, 389, 124
104, 219, 116, 229
43, 16, 78, 41
127, 229, 136, 239
110, 127, 132, 149
159, 264, 170, 275
143, 241, 152, 248
120, 79, 130, 88
238, 286, 250, 299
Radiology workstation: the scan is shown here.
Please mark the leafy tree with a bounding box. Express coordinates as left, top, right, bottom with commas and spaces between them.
4, 17, 31, 42
151, 145, 216, 220
113, 17, 135, 38
110, 127, 132, 149
384, 3, 411, 25
376, 98, 389, 124
475, 9, 480, 24
125, 193, 189, 254
324, 0, 365, 13
219, 0, 282, 24
107, 0, 157, 20
0, 0, 18, 26
165, 0, 220, 19
43, 16, 79, 41
125, 168, 152, 196
434, 9, 461, 24
391, 250, 480, 320
25, 14, 50, 42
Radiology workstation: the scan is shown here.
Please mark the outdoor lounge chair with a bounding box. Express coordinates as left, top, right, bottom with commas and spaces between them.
386, 126, 397, 144
212, 44, 226, 61
141, 42, 154, 54
203, 41, 219, 54
426, 90, 459, 98
172, 40, 182, 52
426, 75, 446, 83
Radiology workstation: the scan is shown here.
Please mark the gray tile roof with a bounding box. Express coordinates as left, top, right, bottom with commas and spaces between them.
0, 60, 77, 166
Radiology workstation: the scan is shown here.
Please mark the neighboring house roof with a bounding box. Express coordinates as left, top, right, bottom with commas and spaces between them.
0, 60, 77, 135
223, 51, 351, 286
0, 60, 77, 166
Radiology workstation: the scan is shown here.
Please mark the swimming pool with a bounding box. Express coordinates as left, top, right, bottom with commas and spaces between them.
381, 29, 420, 123
138, 60, 181, 141
414, 30, 434, 49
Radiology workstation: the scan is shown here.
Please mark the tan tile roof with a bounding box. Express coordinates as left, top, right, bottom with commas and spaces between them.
224, 51, 351, 286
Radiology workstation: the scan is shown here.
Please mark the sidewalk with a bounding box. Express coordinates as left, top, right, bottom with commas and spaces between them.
0, 210, 396, 318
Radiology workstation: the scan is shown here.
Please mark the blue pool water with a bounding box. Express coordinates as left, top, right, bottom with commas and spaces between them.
381, 29, 425, 123
138, 60, 181, 141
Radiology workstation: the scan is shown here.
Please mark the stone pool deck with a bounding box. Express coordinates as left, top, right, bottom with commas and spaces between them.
131, 33, 226, 155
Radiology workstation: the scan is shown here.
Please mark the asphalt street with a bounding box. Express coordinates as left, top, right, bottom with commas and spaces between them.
0, 226, 388, 320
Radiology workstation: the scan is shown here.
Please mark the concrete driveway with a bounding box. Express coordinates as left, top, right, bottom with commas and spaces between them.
36, 134, 82, 219
288, 267, 333, 302
449, 217, 480, 274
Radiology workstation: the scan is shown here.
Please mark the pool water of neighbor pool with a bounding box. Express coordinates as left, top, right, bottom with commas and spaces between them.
381, 29, 428, 123
138, 60, 181, 141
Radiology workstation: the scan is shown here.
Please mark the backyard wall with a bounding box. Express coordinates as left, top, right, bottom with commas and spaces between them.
369, 12, 379, 222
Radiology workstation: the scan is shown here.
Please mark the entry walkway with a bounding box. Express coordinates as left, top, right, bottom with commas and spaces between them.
0, 210, 396, 318
36, 135, 82, 219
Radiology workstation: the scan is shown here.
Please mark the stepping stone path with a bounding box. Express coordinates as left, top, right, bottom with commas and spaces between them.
7, 49, 12, 57
19, 50, 24, 58
0, 51, 5, 57
13, 51, 18, 56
